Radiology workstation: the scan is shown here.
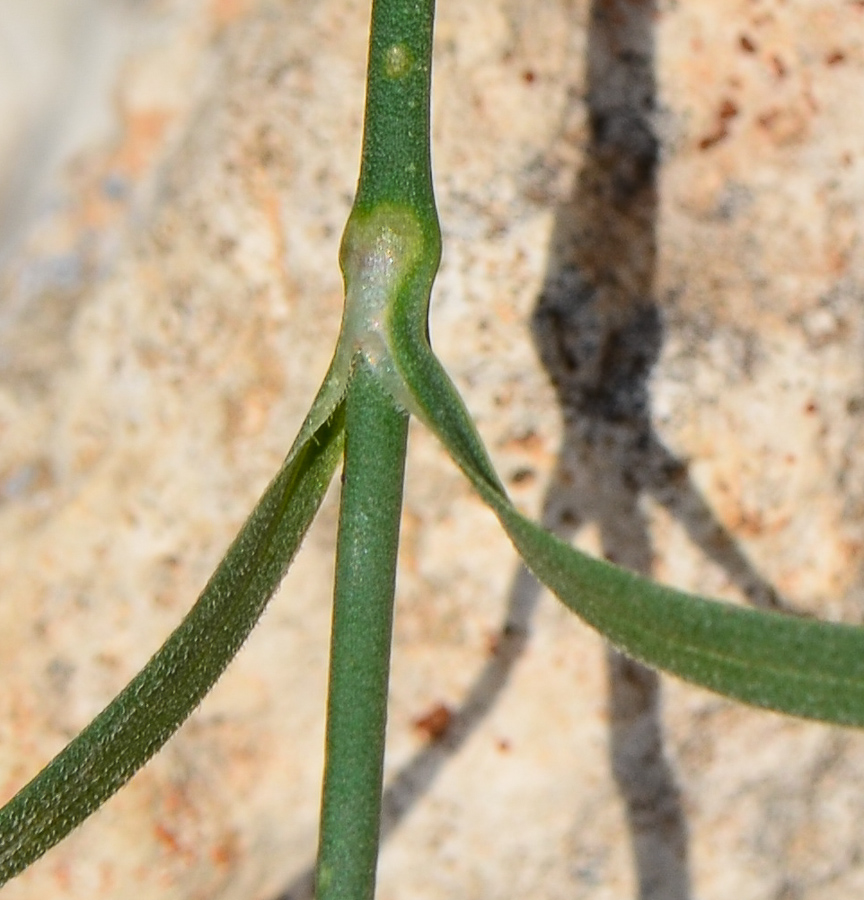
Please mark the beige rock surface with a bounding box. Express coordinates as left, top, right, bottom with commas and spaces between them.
1, 0, 864, 898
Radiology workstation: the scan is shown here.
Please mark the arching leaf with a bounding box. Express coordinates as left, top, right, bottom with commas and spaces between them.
395, 333, 864, 728
0, 402, 345, 884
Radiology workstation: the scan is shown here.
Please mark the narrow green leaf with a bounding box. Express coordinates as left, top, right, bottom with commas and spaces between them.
0, 403, 345, 885
395, 338, 864, 727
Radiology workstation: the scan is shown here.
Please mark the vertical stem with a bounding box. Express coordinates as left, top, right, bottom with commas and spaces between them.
316, 0, 437, 894
316, 361, 409, 900
353, 0, 437, 214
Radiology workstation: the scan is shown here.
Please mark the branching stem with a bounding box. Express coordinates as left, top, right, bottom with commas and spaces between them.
315, 0, 437, 896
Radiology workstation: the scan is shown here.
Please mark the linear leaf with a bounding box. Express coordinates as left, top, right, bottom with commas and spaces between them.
0, 403, 345, 884
395, 336, 864, 727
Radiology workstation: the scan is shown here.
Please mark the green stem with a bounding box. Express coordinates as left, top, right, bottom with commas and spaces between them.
314, 0, 437, 893
353, 0, 437, 214
315, 362, 409, 900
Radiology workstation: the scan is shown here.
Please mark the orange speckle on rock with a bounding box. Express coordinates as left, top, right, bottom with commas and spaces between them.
210, 0, 251, 28
735, 509, 765, 537
53, 860, 72, 891
757, 109, 778, 129
163, 785, 189, 815
413, 703, 453, 741
210, 836, 240, 867
112, 109, 172, 178
698, 98, 740, 150
154, 822, 183, 855
698, 125, 729, 151
487, 631, 501, 656
770, 55, 787, 78
719, 98, 739, 121
503, 429, 545, 455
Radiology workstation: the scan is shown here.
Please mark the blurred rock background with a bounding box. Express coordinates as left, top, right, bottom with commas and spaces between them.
0, 0, 863, 898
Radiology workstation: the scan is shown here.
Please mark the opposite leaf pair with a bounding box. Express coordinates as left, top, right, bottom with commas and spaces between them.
2, 193, 863, 887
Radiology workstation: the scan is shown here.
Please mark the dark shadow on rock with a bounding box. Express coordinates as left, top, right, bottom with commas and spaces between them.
530, 0, 789, 897
273, 2, 791, 898
530, 3, 692, 894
